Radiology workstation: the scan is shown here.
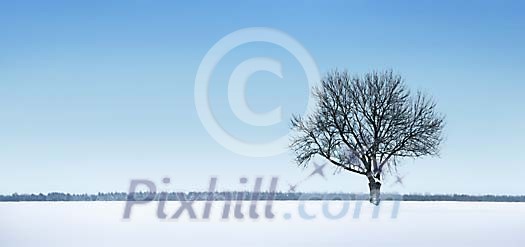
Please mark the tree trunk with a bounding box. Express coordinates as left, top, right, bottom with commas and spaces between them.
368, 181, 381, 205
366, 171, 381, 205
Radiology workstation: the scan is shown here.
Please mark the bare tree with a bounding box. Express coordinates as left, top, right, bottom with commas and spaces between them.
290, 70, 445, 205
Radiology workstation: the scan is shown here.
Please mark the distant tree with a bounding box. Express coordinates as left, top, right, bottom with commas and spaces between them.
290, 70, 445, 205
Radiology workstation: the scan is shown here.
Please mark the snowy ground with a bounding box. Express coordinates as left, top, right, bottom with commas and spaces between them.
0, 201, 523, 246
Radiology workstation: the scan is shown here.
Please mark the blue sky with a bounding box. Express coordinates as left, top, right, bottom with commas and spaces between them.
0, 0, 524, 195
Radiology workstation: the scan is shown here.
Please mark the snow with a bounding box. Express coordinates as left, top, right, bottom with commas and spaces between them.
0, 201, 523, 246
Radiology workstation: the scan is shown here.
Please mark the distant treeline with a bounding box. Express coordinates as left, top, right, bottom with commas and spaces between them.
1, 192, 525, 202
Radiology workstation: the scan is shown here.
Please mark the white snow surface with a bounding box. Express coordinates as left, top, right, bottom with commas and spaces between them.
0, 201, 523, 246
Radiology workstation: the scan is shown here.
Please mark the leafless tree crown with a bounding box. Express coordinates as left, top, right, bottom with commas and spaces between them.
290, 70, 445, 181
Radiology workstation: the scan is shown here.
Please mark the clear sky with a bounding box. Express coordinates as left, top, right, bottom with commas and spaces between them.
1, 0, 524, 195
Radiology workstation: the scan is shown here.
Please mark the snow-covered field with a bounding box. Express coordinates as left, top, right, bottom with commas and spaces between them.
0, 201, 523, 246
